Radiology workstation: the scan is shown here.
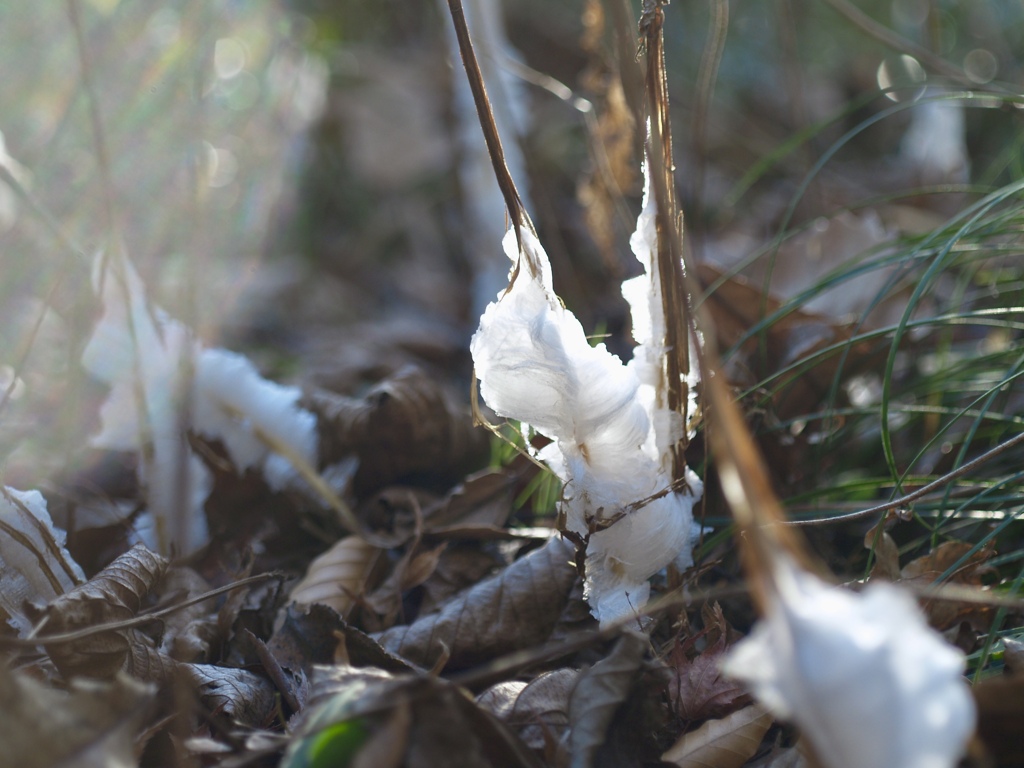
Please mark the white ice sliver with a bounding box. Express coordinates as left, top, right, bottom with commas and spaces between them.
622, 162, 699, 471
721, 556, 976, 768
192, 348, 318, 490
471, 201, 702, 625
82, 253, 211, 554
82, 253, 318, 554
0, 488, 85, 635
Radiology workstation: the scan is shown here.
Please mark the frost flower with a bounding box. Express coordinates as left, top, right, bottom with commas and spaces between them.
471, 224, 701, 626
721, 556, 976, 768
192, 347, 318, 491
83, 252, 318, 554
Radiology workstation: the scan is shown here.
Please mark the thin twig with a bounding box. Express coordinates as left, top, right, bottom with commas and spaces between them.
789, 428, 1024, 526
0, 572, 281, 649
821, 0, 973, 86
446, 0, 531, 261
639, 0, 692, 476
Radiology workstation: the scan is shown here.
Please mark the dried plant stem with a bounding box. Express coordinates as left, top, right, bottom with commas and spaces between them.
639, 0, 692, 476
446, 0, 531, 259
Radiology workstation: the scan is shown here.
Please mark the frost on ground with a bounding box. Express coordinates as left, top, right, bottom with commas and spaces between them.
471, 163, 702, 625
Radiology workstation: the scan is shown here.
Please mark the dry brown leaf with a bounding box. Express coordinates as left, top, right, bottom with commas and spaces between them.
180, 663, 279, 728
567, 631, 648, 768
418, 544, 504, 615
158, 566, 218, 663
306, 366, 488, 497
400, 542, 447, 591
289, 535, 381, 618
268, 603, 346, 676
479, 668, 579, 754
0, 664, 155, 768
362, 533, 445, 629
41, 544, 168, 679
669, 606, 751, 722
424, 468, 516, 531
901, 540, 993, 583
661, 704, 772, 768
125, 637, 177, 683
477, 681, 528, 720
696, 261, 880, 423
863, 521, 901, 582
901, 540, 995, 629
286, 666, 542, 768
373, 536, 578, 670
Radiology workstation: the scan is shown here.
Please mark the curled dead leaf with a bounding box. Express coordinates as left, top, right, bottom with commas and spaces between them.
901, 540, 993, 584
373, 536, 578, 670
180, 662, 279, 728
41, 544, 168, 679
661, 704, 773, 768
568, 631, 648, 768
0, 664, 155, 768
289, 535, 382, 618
669, 605, 751, 723
478, 668, 579, 754
306, 366, 488, 497
364, 540, 447, 628
864, 521, 901, 582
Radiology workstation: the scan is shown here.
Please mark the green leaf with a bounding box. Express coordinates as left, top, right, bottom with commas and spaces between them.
282, 718, 369, 768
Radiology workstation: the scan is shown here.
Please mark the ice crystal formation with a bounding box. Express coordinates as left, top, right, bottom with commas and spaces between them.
472, 168, 701, 625
83, 252, 317, 554
722, 555, 976, 768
